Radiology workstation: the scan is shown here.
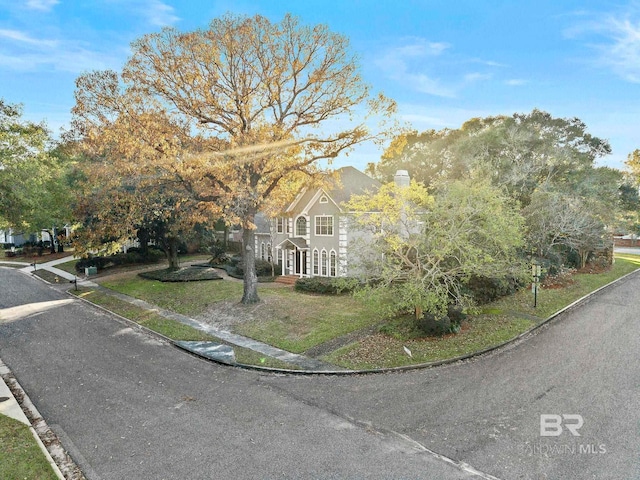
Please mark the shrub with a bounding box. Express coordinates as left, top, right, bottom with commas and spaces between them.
464, 275, 523, 305
294, 277, 359, 295
139, 266, 222, 282
416, 305, 466, 335
234, 259, 278, 277
75, 249, 164, 273
207, 243, 228, 265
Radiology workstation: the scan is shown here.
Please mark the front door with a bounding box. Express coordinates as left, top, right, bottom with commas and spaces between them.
294, 250, 308, 276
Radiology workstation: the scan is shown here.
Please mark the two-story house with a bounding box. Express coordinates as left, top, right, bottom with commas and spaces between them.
254, 167, 410, 278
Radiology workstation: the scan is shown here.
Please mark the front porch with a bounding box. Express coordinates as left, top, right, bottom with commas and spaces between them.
276, 237, 310, 278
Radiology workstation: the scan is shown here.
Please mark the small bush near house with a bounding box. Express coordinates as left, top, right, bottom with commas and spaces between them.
233, 259, 279, 277
294, 277, 359, 295
207, 243, 228, 265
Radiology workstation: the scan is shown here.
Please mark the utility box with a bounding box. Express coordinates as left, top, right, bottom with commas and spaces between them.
85, 266, 98, 276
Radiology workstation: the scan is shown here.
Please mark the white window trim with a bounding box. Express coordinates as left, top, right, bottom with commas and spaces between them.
315, 215, 334, 236
313, 248, 319, 275
276, 218, 284, 234
295, 216, 307, 237
329, 249, 337, 277
321, 249, 328, 277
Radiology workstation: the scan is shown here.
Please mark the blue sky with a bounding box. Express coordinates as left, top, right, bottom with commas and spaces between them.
2, 0, 640, 171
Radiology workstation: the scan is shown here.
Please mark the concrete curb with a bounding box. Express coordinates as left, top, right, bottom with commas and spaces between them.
62, 265, 640, 376
220, 266, 640, 375
0, 359, 81, 480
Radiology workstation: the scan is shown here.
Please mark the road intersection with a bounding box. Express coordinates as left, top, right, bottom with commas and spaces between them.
0, 264, 638, 479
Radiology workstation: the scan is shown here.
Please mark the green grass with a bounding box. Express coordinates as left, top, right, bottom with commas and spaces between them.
0, 262, 26, 268
54, 259, 79, 275
71, 288, 299, 369
324, 255, 640, 369
92, 255, 640, 370
324, 314, 535, 369
0, 414, 58, 480
101, 277, 244, 316
33, 270, 63, 284
490, 256, 640, 319
232, 288, 384, 353
102, 274, 384, 353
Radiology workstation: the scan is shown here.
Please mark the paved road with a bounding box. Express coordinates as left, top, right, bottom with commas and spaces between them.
0, 269, 484, 479
1, 267, 639, 479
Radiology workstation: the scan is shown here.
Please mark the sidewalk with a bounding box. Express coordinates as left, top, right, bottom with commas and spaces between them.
85, 284, 348, 372
18, 256, 98, 288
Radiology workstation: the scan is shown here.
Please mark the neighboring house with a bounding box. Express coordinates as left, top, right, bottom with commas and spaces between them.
0, 229, 28, 246
254, 167, 409, 278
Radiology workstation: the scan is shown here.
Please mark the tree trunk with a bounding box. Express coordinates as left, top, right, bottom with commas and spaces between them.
138, 228, 149, 255
44, 229, 56, 254
241, 225, 260, 304
166, 237, 180, 270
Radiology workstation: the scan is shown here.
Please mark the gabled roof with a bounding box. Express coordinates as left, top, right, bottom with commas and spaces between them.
276, 237, 309, 250
326, 166, 381, 206
286, 166, 380, 214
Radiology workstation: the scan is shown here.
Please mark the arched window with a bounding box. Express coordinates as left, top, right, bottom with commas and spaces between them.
267, 243, 272, 262
313, 249, 319, 275
330, 250, 337, 277
321, 249, 328, 276
296, 216, 307, 236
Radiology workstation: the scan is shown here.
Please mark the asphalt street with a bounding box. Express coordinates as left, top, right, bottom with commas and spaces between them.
1, 266, 639, 479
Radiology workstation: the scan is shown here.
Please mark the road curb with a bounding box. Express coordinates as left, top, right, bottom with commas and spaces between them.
0, 358, 83, 480
227, 266, 640, 375
61, 265, 640, 376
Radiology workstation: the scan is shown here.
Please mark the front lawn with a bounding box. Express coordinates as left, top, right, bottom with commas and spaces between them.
71, 287, 298, 369
100, 277, 383, 353
94, 255, 640, 370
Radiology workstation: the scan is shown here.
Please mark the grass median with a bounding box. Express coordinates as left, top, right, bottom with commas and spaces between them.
0, 414, 58, 480
90, 254, 639, 370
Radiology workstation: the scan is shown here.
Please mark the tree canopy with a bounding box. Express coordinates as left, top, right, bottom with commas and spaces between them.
370, 110, 626, 269
0, 99, 73, 237
71, 13, 393, 303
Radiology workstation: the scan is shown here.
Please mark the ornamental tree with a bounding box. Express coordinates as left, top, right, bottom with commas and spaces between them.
71, 13, 393, 303
345, 179, 525, 320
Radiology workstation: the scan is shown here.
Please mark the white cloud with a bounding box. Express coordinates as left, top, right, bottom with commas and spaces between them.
505, 78, 527, 86
144, 0, 180, 27
0, 29, 58, 48
25, 0, 59, 11
464, 72, 492, 83
566, 9, 640, 82
374, 38, 455, 98
122, 0, 180, 27
0, 29, 125, 73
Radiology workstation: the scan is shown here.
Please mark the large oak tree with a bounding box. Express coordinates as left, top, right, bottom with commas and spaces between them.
71, 13, 393, 303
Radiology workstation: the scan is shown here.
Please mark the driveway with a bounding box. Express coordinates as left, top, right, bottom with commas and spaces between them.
1, 267, 639, 479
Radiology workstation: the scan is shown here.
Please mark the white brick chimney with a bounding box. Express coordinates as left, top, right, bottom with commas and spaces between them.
394, 170, 410, 187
